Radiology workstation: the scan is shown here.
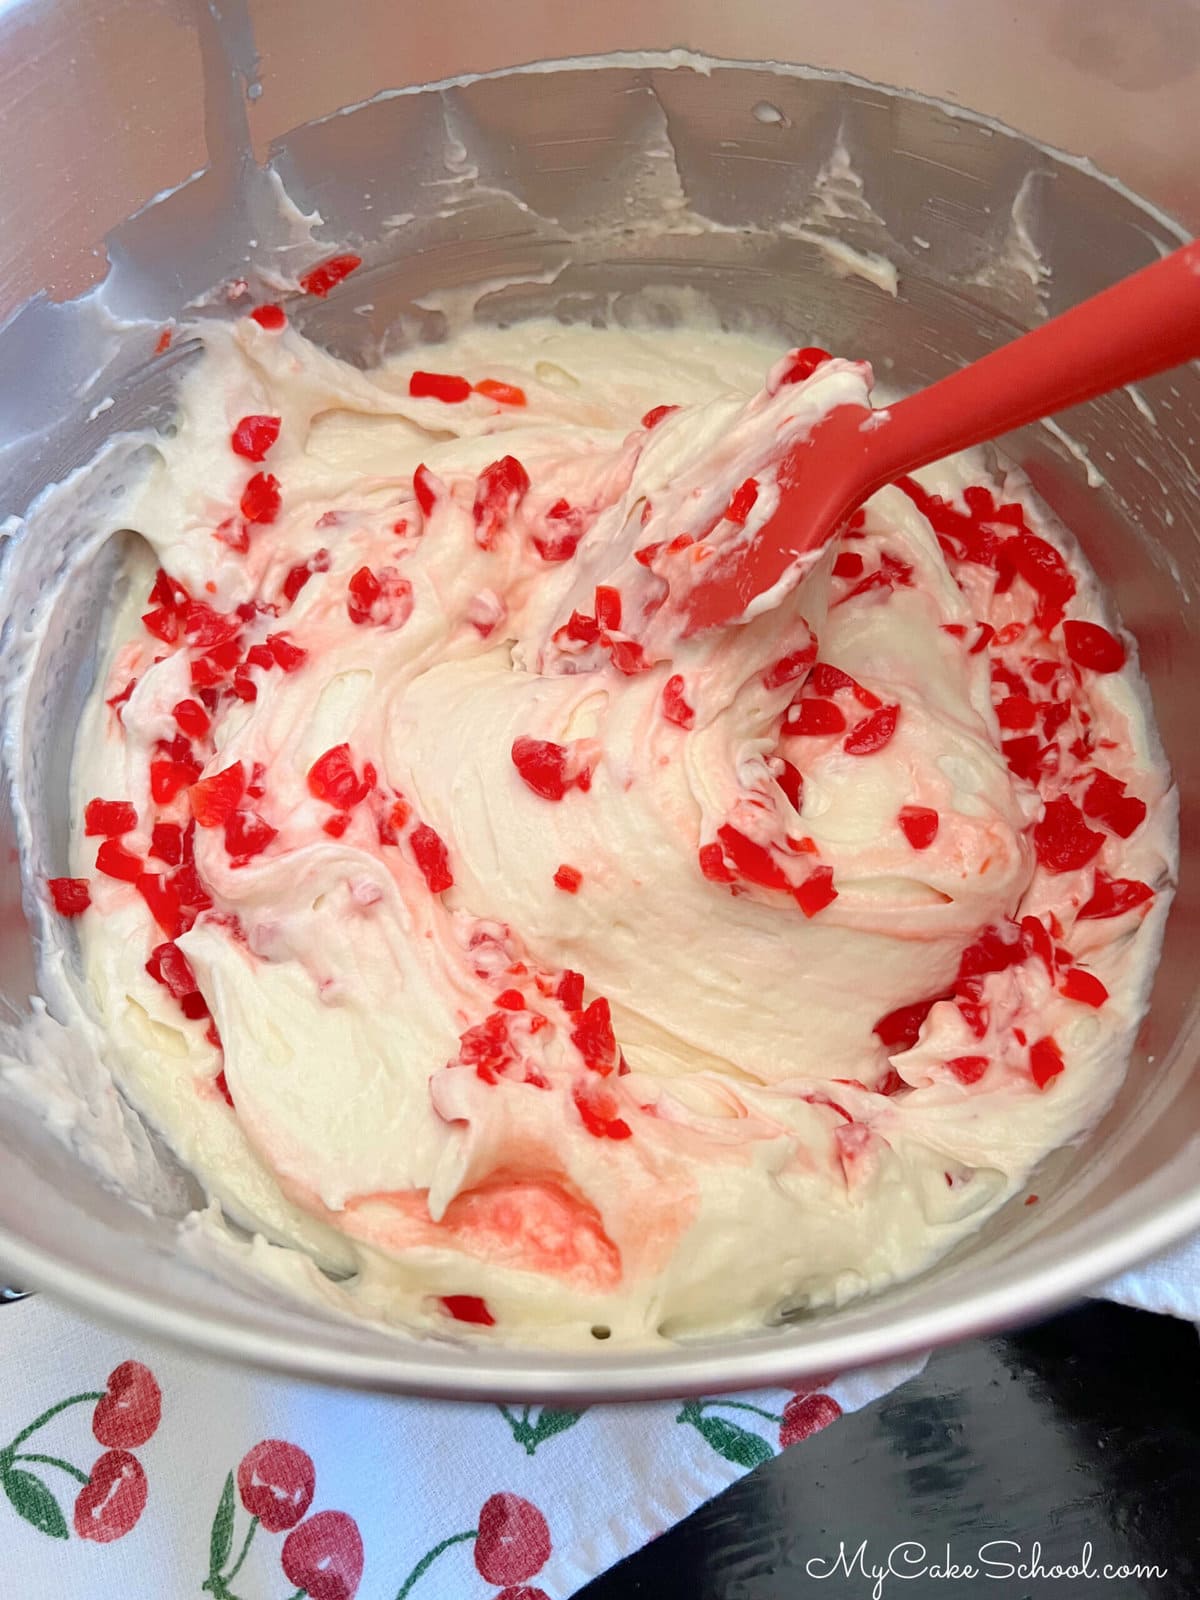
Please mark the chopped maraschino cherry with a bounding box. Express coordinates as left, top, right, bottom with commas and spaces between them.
240, 472, 281, 526
298, 253, 362, 297
48, 877, 90, 916
231, 415, 281, 462
440, 1295, 494, 1326
410, 823, 453, 893
1062, 618, 1125, 674
1029, 1036, 1065, 1088
898, 806, 939, 850
474, 379, 526, 406
84, 799, 137, 837
189, 763, 246, 828
409, 370, 471, 403
511, 737, 593, 801
308, 746, 374, 809
1059, 968, 1108, 1007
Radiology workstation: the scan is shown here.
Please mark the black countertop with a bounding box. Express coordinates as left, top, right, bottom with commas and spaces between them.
580, 1302, 1198, 1600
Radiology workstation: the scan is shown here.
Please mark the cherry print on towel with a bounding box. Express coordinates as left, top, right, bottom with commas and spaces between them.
0, 1359, 160, 1542
203, 1440, 360, 1600
393, 1492, 553, 1598
495, 1403, 585, 1456
676, 1388, 842, 1464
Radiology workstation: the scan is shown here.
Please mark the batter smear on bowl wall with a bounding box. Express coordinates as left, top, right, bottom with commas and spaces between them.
52, 310, 1175, 1347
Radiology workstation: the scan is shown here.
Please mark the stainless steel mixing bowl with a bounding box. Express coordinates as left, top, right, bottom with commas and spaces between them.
0, 1, 1196, 1400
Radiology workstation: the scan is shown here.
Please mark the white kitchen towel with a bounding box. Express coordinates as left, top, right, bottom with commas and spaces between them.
0, 1236, 1191, 1600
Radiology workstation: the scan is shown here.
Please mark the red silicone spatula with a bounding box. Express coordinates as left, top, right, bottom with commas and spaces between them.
681, 238, 1200, 635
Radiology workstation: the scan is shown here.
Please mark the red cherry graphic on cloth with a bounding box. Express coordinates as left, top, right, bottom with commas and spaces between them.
282, 1509, 364, 1600
92, 1360, 161, 1449
497, 1590, 552, 1599
779, 1392, 843, 1447
474, 1493, 552, 1585
237, 1438, 315, 1532
74, 1449, 148, 1542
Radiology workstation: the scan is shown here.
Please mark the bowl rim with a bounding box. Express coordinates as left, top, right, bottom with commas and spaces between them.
2, 1169, 1199, 1399
1, 50, 1197, 1401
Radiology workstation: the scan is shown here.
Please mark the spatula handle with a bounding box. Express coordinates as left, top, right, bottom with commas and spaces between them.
868, 238, 1200, 488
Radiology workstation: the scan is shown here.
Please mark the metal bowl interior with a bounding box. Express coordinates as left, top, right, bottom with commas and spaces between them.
0, 48, 1197, 1401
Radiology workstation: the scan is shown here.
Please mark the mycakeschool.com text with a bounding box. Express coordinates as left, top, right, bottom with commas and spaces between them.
803, 1540, 1168, 1597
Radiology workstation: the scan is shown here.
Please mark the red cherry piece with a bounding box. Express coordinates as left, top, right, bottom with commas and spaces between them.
307, 746, 371, 809
173, 698, 211, 740
74, 1450, 147, 1543
1062, 618, 1125, 674
717, 824, 791, 893
282, 1510, 365, 1600
641, 403, 678, 429
48, 877, 91, 916
573, 1078, 632, 1138
788, 699, 845, 736
699, 841, 736, 884
145, 940, 198, 1000
151, 756, 202, 805
898, 805, 939, 850
874, 995, 943, 1053
413, 462, 442, 517
1002, 735, 1045, 783
811, 663, 853, 696
594, 585, 622, 632
997, 695, 1037, 731
946, 1055, 989, 1085
725, 477, 759, 526
84, 798, 138, 837
779, 1392, 842, 1447
411, 822, 453, 893
844, 704, 899, 755
1030, 1035, 1065, 1088
571, 996, 617, 1074
475, 1493, 552, 1586
832, 551, 864, 579
441, 1294, 495, 1325
237, 1439, 316, 1533
231, 414, 281, 462
1078, 871, 1154, 921
250, 303, 286, 329
779, 346, 831, 385
662, 674, 695, 729
1033, 796, 1104, 874
298, 253, 362, 298
1006, 533, 1076, 633
608, 637, 649, 676
267, 633, 307, 671
763, 641, 818, 691
96, 839, 144, 883
323, 813, 351, 838
474, 378, 527, 406
137, 873, 184, 939
474, 455, 531, 549
92, 1360, 161, 1451
556, 970, 584, 1011
1082, 771, 1146, 839
409, 369, 471, 403
795, 864, 837, 918
190, 762, 246, 828
225, 810, 277, 861
511, 737, 570, 800
240, 471, 281, 526
776, 758, 803, 812
554, 863, 583, 893
1060, 968, 1109, 1007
